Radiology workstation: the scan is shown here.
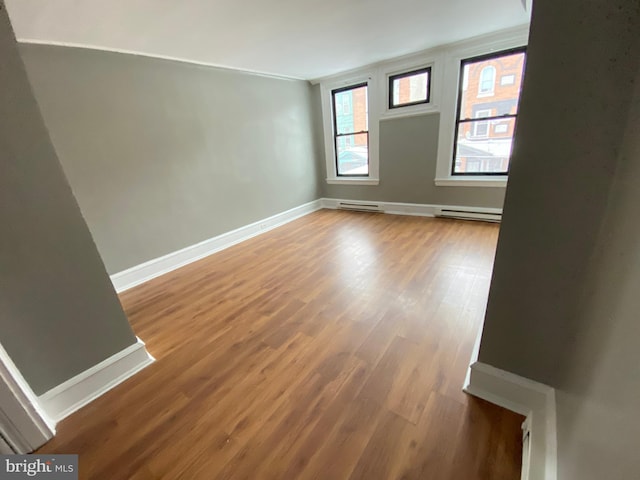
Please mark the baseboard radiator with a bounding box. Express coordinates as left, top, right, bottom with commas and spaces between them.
434, 207, 501, 223
337, 202, 383, 213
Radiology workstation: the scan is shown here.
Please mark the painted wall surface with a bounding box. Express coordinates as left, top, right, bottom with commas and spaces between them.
19, 44, 322, 274
0, 4, 136, 395
478, 0, 639, 385
478, 0, 640, 477
555, 61, 640, 480
322, 113, 507, 207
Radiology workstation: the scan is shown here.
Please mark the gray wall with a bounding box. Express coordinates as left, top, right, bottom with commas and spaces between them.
478, 0, 639, 385
20, 45, 322, 274
0, 3, 136, 395
555, 61, 640, 480
478, 0, 640, 478
318, 94, 506, 208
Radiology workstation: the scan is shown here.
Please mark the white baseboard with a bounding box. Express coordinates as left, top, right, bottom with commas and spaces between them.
320, 198, 502, 218
38, 337, 154, 423
111, 199, 323, 292
464, 362, 557, 480
111, 198, 501, 293
463, 323, 485, 394
0, 342, 55, 452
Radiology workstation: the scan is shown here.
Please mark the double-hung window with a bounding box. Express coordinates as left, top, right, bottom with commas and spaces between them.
452, 47, 526, 175
332, 83, 369, 176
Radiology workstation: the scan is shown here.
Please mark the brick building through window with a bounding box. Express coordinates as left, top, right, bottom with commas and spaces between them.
453, 48, 526, 174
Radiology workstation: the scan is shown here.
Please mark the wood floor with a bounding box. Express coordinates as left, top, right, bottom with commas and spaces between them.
38, 209, 523, 479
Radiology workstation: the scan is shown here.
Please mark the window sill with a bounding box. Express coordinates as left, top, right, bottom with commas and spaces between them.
326, 178, 379, 186
380, 104, 439, 121
435, 177, 507, 187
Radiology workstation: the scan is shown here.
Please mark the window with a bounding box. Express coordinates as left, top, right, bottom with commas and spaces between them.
501, 74, 515, 85
452, 47, 526, 176
472, 109, 492, 137
389, 67, 431, 108
320, 71, 379, 185
332, 83, 369, 176
478, 66, 496, 96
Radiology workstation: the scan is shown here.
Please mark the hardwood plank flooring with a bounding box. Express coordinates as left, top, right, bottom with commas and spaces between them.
37, 209, 523, 479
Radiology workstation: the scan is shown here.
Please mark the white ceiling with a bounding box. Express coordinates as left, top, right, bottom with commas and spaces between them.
5, 0, 530, 80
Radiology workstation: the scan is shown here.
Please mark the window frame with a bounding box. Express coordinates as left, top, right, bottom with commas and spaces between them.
319, 71, 380, 185
381, 58, 440, 120
318, 54, 440, 186
451, 46, 527, 177
313, 24, 530, 188
388, 66, 432, 109
433, 29, 529, 187
331, 82, 370, 178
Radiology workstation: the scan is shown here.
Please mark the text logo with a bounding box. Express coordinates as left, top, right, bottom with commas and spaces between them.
0, 455, 77, 479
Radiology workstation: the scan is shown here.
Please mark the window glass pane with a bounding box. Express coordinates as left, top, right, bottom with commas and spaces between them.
479, 66, 496, 95
336, 133, 368, 175
390, 69, 430, 107
334, 85, 368, 135
459, 51, 525, 121
454, 117, 516, 174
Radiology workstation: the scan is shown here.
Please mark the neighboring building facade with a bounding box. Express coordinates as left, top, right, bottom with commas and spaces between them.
455, 50, 526, 174
333, 85, 369, 175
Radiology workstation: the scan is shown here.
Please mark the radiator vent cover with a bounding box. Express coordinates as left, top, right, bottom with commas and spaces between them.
338, 202, 382, 213
435, 208, 501, 223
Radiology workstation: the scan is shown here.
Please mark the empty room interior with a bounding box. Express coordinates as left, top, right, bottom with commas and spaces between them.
1, 0, 639, 478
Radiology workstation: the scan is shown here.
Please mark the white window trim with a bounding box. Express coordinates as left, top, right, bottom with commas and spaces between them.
388, 68, 430, 110
314, 25, 528, 188
320, 71, 379, 185
434, 27, 529, 188
380, 54, 442, 120
435, 177, 508, 187
317, 50, 444, 186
